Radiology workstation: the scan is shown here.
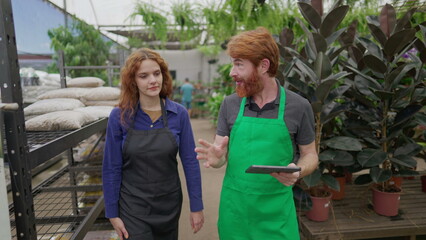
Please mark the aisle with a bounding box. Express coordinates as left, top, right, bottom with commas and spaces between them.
178, 119, 223, 240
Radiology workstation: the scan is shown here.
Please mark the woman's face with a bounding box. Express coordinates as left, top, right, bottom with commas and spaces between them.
135, 59, 163, 98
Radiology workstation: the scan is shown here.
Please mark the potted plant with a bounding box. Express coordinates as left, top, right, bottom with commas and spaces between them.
341, 4, 426, 217
278, 0, 363, 220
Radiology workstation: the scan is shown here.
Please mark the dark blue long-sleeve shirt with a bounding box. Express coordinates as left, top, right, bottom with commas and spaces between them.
102, 98, 203, 218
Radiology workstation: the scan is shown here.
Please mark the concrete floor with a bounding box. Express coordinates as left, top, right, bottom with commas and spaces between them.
178, 119, 223, 240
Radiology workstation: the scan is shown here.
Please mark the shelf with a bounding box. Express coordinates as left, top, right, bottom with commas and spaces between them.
27, 118, 108, 169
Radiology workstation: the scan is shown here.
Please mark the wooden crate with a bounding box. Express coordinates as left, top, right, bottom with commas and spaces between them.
298, 175, 426, 240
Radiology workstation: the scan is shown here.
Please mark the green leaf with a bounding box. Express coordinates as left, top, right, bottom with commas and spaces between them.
298, 2, 322, 30
390, 156, 417, 168
379, 4, 396, 38
373, 90, 394, 100
286, 76, 310, 96
358, 37, 383, 59
394, 8, 417, 33
357, 149, 387, 167
340, 20, 357, 46
370, 167, 392, 183
320, 150, 355, 166
279, 28, 294, 47
348, 66, 383, 91
303, 168, 322, 188
320, 5, 349, 38
384, 29, 416, 58
315, 79, 337, 103
295, 58, 318, 82
354, 76, 376, 98
394, 143, 422, 157
322, 174, 340, 191
354, 174, 372, 185
313, 33, 328, 53
314, 52, 332, 80
363, 54, 387, 74
348, 46, 364, 64
393, 104, 422, 127
326, 27, 346, 46
387, 63, 416, 90
367, 23, 387, 48
325, 84, 350, 104
323, 136, 363, 151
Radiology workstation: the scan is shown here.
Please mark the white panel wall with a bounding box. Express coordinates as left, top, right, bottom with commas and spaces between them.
158, 49, 230, 86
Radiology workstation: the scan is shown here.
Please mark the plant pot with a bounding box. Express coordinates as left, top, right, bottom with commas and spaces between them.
389, 176, 403, 188
345, 170, 353, 183
421, 175, 426, 193
372, 185, 401, 217
306, 191, 332, 222
326, 176, 346, 200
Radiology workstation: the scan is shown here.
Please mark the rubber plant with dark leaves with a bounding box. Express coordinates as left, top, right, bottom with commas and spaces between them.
277, 0, 362, 208
340, 4, 426, 192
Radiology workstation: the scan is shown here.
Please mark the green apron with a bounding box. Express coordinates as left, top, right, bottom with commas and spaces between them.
218, 87, 300, 240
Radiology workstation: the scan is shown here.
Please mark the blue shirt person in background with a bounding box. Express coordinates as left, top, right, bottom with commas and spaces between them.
180, 78, 195, 117
102, 48, 204, 240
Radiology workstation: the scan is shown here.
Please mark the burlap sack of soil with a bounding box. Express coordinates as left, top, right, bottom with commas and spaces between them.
24, 98, 85, 116
67, 77, 105, 88
25, 110, 97, 131
74, 106, 114, 119
37, 88, 90, 100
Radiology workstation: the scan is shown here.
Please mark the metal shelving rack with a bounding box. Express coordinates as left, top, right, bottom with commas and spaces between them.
1, 1, 108, 239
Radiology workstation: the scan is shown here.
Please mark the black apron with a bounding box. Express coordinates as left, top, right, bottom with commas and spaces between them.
119, 99, 182, 240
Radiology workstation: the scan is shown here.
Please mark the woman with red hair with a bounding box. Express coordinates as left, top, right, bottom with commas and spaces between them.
103, 48, 204, 240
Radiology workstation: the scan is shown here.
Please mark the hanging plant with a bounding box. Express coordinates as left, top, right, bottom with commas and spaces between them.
171, 2, 202, 44
131, 3, 168, 45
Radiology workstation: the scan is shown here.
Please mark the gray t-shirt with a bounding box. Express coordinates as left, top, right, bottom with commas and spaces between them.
216, 86, 315, 161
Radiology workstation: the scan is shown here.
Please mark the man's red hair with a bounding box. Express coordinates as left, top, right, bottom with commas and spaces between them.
227, 27, 279, 77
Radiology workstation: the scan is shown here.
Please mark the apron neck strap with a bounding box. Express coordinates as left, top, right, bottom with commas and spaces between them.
130, 97, 168, 129
238, 86, 286, 120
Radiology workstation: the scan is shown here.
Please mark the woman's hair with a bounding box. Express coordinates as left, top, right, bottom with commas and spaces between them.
118, 48, 173, 124
227, 27, 279, 77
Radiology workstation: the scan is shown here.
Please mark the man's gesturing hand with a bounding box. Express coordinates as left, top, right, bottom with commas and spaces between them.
195, 136, 229, 168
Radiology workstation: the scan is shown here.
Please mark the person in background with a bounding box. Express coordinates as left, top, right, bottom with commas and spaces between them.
195, 27, 318, 239
103, 48, 204, 240
180, 78, 195, 117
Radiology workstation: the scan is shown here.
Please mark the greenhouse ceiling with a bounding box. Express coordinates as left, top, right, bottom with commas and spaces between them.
46, 0, 208, 47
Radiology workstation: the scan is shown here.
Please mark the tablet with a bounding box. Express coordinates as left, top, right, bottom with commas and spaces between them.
245, 165, 301, 174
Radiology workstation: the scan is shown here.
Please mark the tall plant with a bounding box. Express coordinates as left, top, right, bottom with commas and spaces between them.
280, 0, 363, 197
340, 4, 426, 189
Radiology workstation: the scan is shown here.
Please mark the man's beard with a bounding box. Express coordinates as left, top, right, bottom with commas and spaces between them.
235, 71, 264, 97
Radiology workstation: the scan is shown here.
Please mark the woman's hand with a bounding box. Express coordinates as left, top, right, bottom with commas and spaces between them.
271, 163, 301, 186
195, 135, 229, 168
109, 217, 129, 240
190, 210, 204, 233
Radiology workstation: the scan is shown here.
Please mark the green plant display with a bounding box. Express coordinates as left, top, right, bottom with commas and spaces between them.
47, 20, 111, 79
280, 0, 363, 200
208, 64, 234, 126
339, 4, 426, 190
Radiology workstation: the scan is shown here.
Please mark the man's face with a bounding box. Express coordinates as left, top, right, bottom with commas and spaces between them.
230, 58, 263, 97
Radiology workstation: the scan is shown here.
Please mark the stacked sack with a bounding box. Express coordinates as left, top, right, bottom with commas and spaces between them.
24, 76, 118, 131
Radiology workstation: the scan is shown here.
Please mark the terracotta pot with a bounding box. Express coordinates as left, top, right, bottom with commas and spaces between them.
345, 170, 353, 183
389, 176, 403, 188
372, 186, 401, 217
421, 175, 426, 193
327, 176, 346, 200
306, 192, 332, 222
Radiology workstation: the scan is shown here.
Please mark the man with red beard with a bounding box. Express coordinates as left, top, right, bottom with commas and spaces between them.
195, 27, 318, 239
